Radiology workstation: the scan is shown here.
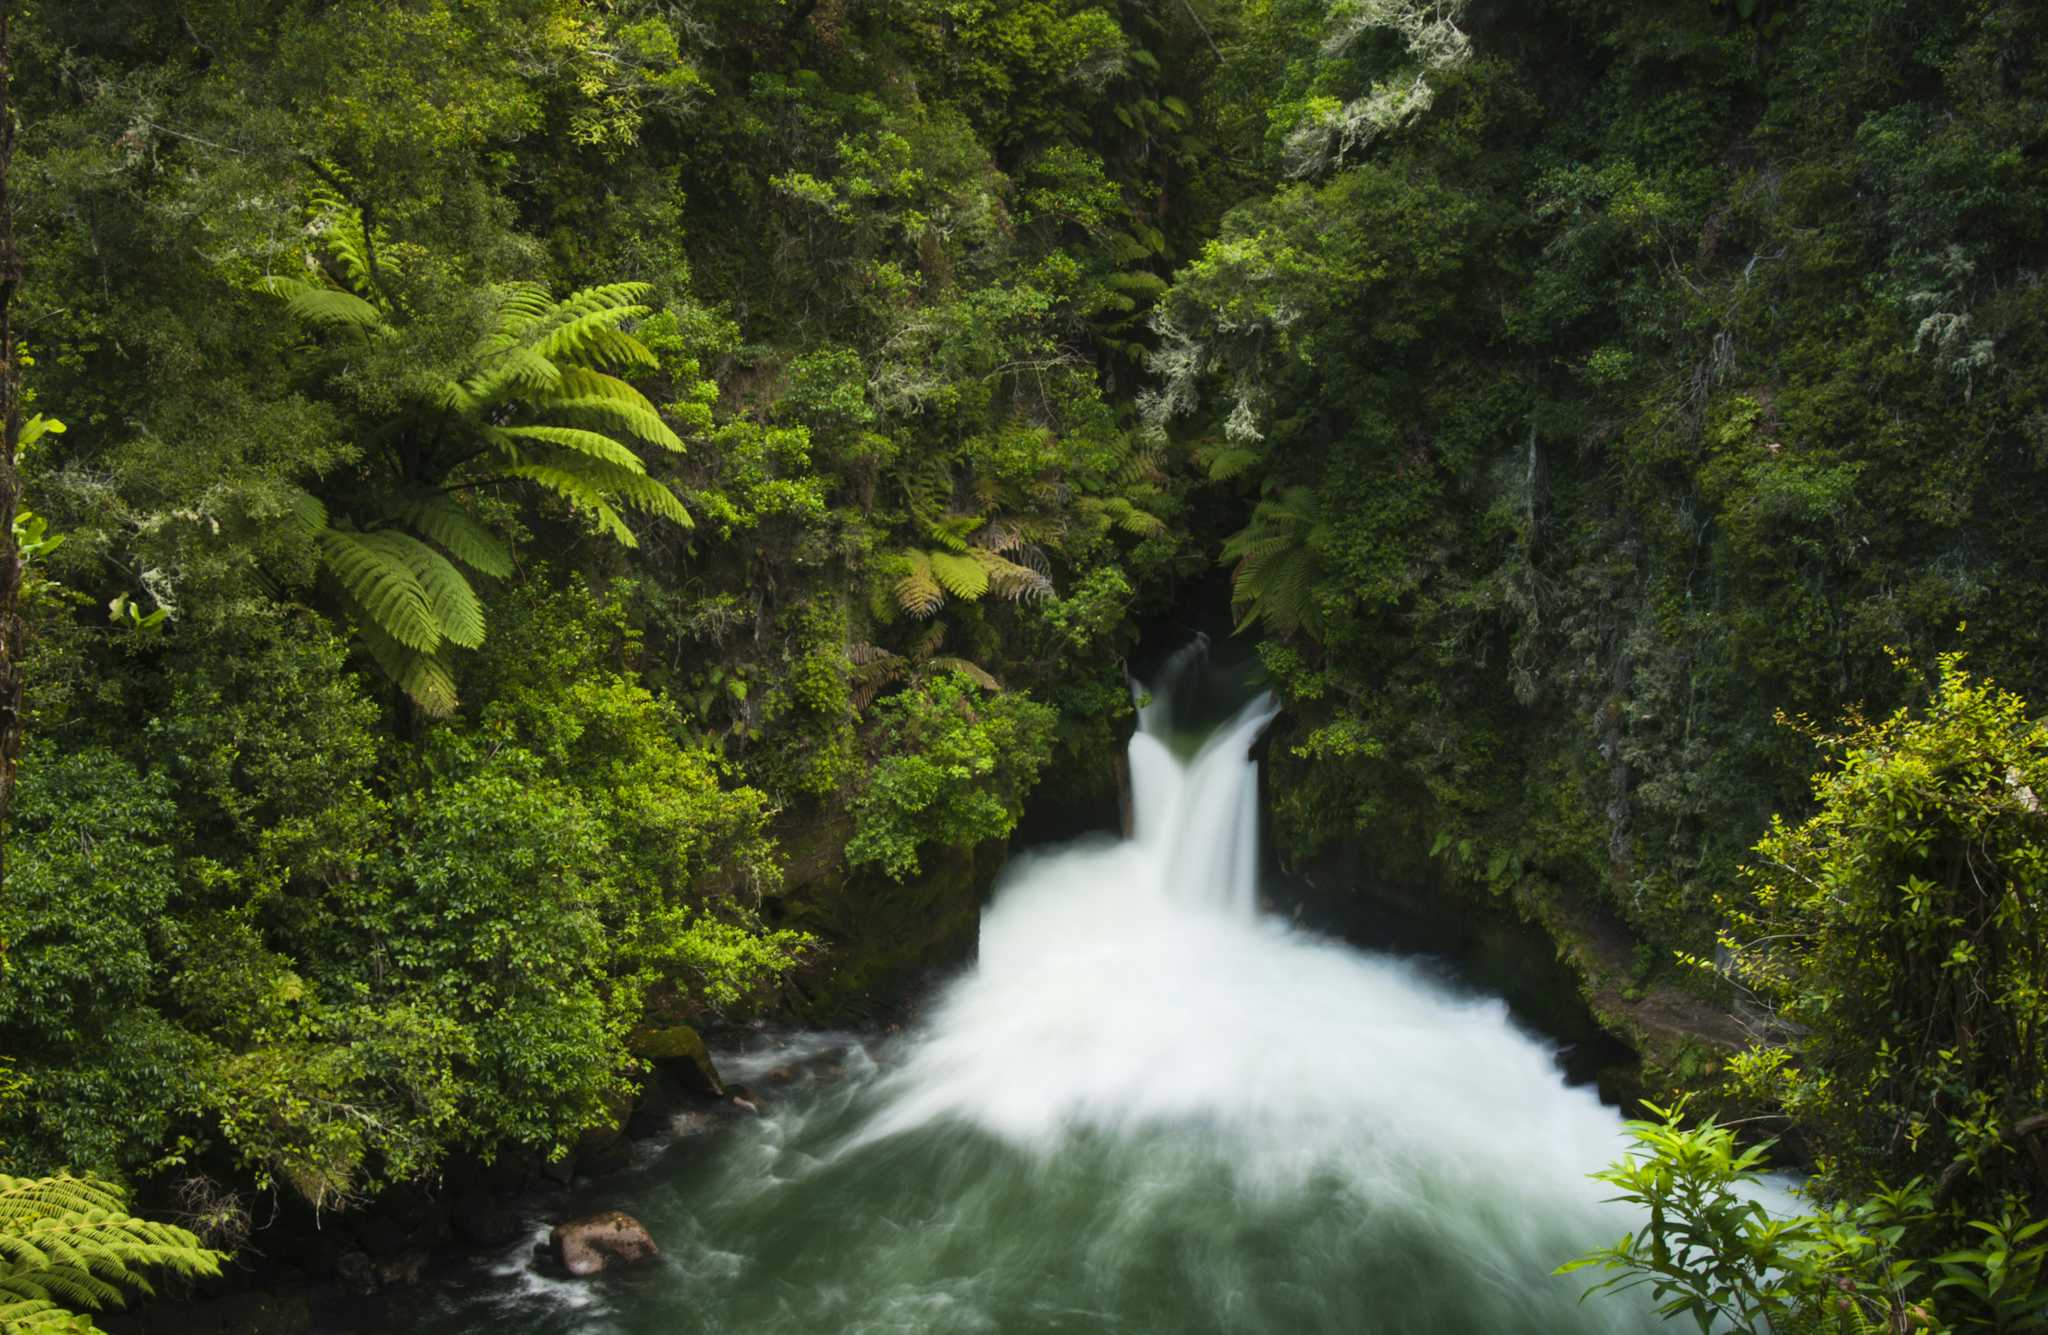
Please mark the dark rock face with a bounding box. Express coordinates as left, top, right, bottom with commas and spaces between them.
550, 1210, 659, 1277
631, 1025, 725, 1097
454, 1189, 523, 1248
772, 816, 1004, 1024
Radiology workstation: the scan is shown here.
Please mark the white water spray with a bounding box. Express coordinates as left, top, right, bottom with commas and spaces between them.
842, 647, 1652, 1328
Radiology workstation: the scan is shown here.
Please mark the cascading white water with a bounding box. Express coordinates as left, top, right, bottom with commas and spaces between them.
823, 646, 1655, 1331
405, 646, 1662, 1335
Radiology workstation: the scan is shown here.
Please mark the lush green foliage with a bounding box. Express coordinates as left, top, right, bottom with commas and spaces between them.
0, 1172, 224, 1332
848, 672, 1059, 879
1716, 652, 2048, 1215
9, 0, 2048, 1319
1151, 0, 2048, 979
4, 0, 1211, 1229
259, 192, 692, 712
1562, 1103, 2046, 1334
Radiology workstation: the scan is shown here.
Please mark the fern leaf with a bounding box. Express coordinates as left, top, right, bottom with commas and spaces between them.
973, 548, 1055, 603
0, 1173, 223, 1331
1203, 445, 1262, 482
373, 492, 514, 579
355, 619, 461, 716
286, 487, 329, 537
500, 463, 690, 543
453, 347, 564, 411
909, 622, 947, 660
526, 282, 654, 344
544, 395, 684, 453
486, 281, 557, 344
847, 642, 902, 668
256, 277, 386, 333
304, 188, 382, 296
927, 550, 990, 601
319, 529, 440, 652
535, 307, 656, 370
893, 551, 946, 618
1221, 486, 1326, 639
507, 458, 690, 525
487, 424, 648, 472
379, 530, 485, 649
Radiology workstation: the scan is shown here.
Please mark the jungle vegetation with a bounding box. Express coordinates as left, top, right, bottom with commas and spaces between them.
0, 0, 2044, 1326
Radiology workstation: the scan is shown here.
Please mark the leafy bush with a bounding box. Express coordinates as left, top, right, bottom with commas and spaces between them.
848, 673, 1058, 880
1561, 1103, 2046, 1334
1716, 650, 2048, 1214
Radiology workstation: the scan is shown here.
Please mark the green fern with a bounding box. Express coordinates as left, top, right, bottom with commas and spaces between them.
261, 192, 693, 712
373, 492, 514, 579
0, 1173, 224, 1333
927, 550, 990, 601
848, 629, 1003, 711
318, 528, 444, 653
1221, 485, 1329, 639
893, 551, 948, 618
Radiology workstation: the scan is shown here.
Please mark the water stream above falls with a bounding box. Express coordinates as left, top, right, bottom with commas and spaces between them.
398, 649, 1661, 1334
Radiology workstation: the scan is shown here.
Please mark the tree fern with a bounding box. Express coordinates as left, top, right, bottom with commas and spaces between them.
927, 550, 990, 601
261, 192, 693, 712
893, 551, 947, 618
373, 492, 514, 579
848, 630, 1002, 711
318, 528, 443, 653
0, 1173, 224, 1332
1221, 485, 1328, 639
356, 619, 461, 718
252, 279, 385, 333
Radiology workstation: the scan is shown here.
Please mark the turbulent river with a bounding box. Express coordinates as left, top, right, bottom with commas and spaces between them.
401, 646, 1661, 1334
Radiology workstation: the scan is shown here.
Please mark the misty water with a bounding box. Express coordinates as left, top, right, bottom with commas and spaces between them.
400, 647, 1662, 1334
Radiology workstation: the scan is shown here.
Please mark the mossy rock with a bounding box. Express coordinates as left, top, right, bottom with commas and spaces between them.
629, 1025, 723, 1097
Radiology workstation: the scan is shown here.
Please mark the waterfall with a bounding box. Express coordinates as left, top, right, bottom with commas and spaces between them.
407, 644, 1664, 1335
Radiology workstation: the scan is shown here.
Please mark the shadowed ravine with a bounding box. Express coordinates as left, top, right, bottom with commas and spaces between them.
400, 649, 1661, 1334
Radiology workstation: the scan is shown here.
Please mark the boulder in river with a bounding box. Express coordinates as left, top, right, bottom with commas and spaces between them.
550, 1210, 659, 1277
629, 1025, 725, 1098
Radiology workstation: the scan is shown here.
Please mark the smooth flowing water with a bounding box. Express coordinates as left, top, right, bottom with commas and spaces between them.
401, 648, 1658, 1334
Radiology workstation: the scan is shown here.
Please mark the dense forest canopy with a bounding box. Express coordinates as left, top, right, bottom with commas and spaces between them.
1, 0, 2045, 1327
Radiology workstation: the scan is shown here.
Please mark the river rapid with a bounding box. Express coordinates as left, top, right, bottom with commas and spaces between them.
399, 647, 1661, 1334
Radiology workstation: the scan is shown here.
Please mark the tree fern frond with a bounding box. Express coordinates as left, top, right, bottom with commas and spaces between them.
256, 277, 387, 333
973, 548, 1055, 603
847, 642, 902, 668
373, 493, 514, 578
0, 1173, 224, 1331
972, 519, 1024, 555
927, 550, 990, 601
526, 282, 654, 341
453, 347, 564, 412
487, 281, 557, 342
1203, 445, 1263, 482
378, 531, 485, 650
319, 529, 441, 652
545, 396, 683, 453
304, 187, 381, 297
534, 306, 656, 370
1221, 486, 1326, 638
893, 551, 946, 618
286, 487, 330, 538
508, 458, 691, 525
487, 424, 648, 472
499, 463, 689, 542
355, 619, 461, 716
